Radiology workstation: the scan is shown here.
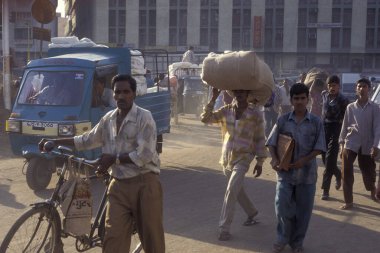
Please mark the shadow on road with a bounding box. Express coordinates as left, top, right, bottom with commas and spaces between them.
160, 165, 380, 253
0, 183, 25, 209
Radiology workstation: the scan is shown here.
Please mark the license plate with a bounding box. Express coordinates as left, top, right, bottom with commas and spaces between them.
22, 121, 58, 135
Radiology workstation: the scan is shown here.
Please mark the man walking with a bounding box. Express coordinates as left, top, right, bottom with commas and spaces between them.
266, 83, 325, 253
339, 78, 380, 210
182, 46, 196, 64
320, 75, 349, 200
201, 88, 267, 241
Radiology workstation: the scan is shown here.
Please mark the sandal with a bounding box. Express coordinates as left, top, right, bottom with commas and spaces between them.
339, 203, 353, 210
243, 217, 259, 226
292, 247, 304, 253
218, 231, 231, 241
272, 243, 286, 253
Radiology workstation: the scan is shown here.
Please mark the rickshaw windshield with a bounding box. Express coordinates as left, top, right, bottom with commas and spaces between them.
17, 71, 86, 106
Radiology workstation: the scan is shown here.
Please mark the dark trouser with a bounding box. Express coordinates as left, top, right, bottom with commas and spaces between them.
342, 148, 377, 204
103, 173, 165, 253
321, 122, 342, 192
264, 107, 278, 137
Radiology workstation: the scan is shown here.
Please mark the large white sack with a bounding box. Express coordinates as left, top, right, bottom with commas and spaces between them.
201, 51, 274, 105
201, 51, 273, 90
51, 36, 79, 44
134, 75, 147, 96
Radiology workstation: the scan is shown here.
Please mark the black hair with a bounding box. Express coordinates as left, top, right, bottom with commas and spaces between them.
356, 78, 371, 88
326, 75, 340, 85
290, 83, 309, 98
189, 46, 194, 50
111, 74, 137, 92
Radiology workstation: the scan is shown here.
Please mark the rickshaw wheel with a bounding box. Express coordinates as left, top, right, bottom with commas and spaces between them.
26, 157, 54, 191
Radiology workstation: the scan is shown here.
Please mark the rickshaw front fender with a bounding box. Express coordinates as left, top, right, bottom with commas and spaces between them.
21, 145, 54, 160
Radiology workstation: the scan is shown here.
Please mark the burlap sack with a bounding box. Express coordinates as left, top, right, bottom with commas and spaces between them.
303, 67, 329, 90
201, 51, 274, 105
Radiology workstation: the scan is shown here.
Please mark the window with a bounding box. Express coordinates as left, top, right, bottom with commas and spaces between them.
331, 28, 341, 48
342, 28, 351, 48
169, 0, 187, 46
14, 28, 29, 40
200, 2, 219, 51
139, 1, 157, 48
265, 4, 283, 50
331, 1, 352, 50
367, 28, 375, 49
109, 1, 126, 44
232, 1, 251, 50
367, 8, 376, 26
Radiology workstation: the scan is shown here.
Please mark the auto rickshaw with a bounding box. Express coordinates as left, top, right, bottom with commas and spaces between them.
6, 47, 171, 190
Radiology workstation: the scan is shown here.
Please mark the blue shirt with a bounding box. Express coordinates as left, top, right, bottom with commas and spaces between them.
266, 111, 326, 185
321, 91, 349, 124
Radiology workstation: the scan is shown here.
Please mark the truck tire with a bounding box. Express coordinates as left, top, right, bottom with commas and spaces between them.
26, 157, 54, 191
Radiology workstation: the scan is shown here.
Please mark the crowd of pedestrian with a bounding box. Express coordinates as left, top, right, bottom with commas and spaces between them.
36, 56, 380, 253
200, 73, 380, 253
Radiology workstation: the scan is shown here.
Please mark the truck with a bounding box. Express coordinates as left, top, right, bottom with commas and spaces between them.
340, 73, 361, 102
5, 47, 171, 190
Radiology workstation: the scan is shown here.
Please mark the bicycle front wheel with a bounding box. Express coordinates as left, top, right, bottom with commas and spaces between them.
0, 205, 61, 253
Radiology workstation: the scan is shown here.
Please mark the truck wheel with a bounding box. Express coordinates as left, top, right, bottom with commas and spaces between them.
26, 157, 54, 191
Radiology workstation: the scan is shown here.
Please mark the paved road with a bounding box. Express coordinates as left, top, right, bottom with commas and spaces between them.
0, 114, 379, 253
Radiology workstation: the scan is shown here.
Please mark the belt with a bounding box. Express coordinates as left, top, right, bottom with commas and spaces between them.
114, 171, 158, 183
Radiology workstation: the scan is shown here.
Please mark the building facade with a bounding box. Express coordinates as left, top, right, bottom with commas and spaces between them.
64, 0, 380, 75
0, 0, 58, 70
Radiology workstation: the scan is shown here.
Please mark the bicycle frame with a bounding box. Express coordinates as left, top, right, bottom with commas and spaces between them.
44, 146, 142, 252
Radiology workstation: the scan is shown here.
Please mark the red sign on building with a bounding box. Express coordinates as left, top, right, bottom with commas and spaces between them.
253, 16, 262, 48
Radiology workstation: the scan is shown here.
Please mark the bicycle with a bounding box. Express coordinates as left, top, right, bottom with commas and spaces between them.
0, 142, 142, 253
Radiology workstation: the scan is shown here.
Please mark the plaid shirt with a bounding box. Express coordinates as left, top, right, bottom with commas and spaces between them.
201, 100, 267, 169
74, 103, 160, 179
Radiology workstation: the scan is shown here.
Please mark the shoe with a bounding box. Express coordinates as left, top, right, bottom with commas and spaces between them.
272, 243, 286, 253
321, 190, 329, 200
335, 178, 342, 190
292, 247, 304, 253
321, 194, 329, 200
243, 211, 259, 226
370, 189, 378, 201
218, 231, 231, 241
339, 203, 353, 210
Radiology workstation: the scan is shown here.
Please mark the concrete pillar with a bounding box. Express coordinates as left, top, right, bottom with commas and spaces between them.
218, 0, 232, 51
2, 0, 11, 109
187, 0, 200, 47
156, 0, 169, 47
126, 0, 139, 48
351, 0, 367, 53
316, 0, 332, 64
283, 0, 298, 53
93, 0, 108, 44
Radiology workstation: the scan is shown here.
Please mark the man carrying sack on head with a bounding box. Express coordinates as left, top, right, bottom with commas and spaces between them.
200, 51, 274, 241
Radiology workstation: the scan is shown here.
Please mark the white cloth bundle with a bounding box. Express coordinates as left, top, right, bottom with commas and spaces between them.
201, 51, 275, 106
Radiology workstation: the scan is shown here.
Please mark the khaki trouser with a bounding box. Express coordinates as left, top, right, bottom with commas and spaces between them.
103, 173, 165, 253
219, 164, 258, 232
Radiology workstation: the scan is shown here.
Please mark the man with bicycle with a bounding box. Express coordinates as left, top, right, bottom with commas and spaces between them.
39, 74, 165, 253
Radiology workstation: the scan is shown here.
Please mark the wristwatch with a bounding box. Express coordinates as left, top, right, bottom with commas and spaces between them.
115, 154, 120, 165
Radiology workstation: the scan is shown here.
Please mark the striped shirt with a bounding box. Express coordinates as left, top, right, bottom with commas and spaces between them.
201, 100, 267, 169
74, 103, 160, 179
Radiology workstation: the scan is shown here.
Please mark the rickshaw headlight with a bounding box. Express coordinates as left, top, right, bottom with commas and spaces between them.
58, 124, 75, 136
5, 120, 21, 133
